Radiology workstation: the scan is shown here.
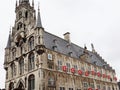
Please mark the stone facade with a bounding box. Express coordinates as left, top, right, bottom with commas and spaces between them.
4, 0, 118, 90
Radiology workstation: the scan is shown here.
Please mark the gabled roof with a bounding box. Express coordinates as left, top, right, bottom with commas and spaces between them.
43, 31, 113, 70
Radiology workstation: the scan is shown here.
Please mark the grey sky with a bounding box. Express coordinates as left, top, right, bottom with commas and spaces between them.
0, 0, 120, 88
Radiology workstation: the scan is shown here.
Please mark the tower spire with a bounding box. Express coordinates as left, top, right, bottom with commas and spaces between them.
36, 3, 43, 28
6, 29, 11, 48
32, 0, 34, 7
16, 0, 18, 7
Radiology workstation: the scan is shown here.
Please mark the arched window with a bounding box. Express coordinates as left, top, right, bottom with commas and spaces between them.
28, 74, 35, 90
25, 11, 28, 19
12, 48, 16, 60
48, 77, 55, 86
28, 36, 34, 51
9, 82, 14, 90
11, 63, 16, 77
48, 73, 55, 87
28, 53, 35, 71
19, 59, 24, 75
17, 22, 22, 30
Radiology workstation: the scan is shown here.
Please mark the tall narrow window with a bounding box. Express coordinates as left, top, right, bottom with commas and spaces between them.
19, 59, 24, 75
28, 75, 35, 90
97, 85, 100, 90
12, 48, 16, 60
60, 87, 65, 90
48, 73, 56, 87
66, 63, 70, 72
73, 65, 78, 73
25, 11, 28, 19
11, 63, 16, 77
28, 53, 35, 71
6, 69, 8, 79
103, 86, 106, 90
58, 60, 62, 71
17, 22, 23, 30
48, 78, 55, 86
28, 37, 34, 51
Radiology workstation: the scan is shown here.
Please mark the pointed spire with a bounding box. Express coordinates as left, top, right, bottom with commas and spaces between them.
91, 43, 96, 53
36, 3, 43, 28
6, 30, 11, 48
32, 0, 34, 7
19, 0, 21, 4
16, 0, 18, 7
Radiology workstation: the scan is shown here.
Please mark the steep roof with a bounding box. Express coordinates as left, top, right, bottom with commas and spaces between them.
43, 31, 113, 70
36, 6, 42, 28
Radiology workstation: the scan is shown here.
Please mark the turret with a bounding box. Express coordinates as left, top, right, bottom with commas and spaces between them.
4, 31, 11, 70
35, 5, 45, 55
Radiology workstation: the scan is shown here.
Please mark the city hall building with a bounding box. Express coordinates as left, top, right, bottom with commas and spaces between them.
4, 0, 118, 90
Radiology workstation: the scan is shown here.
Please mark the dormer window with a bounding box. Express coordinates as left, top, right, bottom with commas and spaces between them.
67, 44, 72, 56
53, 39, 57, 51
68, 52, 72, 56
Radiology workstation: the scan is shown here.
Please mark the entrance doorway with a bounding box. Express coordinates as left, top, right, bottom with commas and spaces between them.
14, 82, 24, 90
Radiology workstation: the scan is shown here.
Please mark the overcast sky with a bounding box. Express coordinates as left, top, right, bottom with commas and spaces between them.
0, 0, 120, 88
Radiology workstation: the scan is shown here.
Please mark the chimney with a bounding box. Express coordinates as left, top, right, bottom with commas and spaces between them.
63, 32, 70, 42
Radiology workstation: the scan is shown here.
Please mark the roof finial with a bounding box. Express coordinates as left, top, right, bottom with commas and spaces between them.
6, 27, 12, 48
38, 2, 40, 11
36, 2, 43, 28
16, 0, 18, 7
83, 44, 88, 54
91, 43, 96, 53
84, 44, 87, 50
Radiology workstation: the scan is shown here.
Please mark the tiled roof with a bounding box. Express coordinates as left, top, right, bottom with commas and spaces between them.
43, 31, 112, 70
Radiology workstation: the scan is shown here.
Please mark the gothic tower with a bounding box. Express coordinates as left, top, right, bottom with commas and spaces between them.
4, 0, 45, 90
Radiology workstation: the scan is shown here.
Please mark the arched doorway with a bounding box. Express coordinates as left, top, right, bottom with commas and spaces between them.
14, 82, 24, 90
9, 82, 14, 90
